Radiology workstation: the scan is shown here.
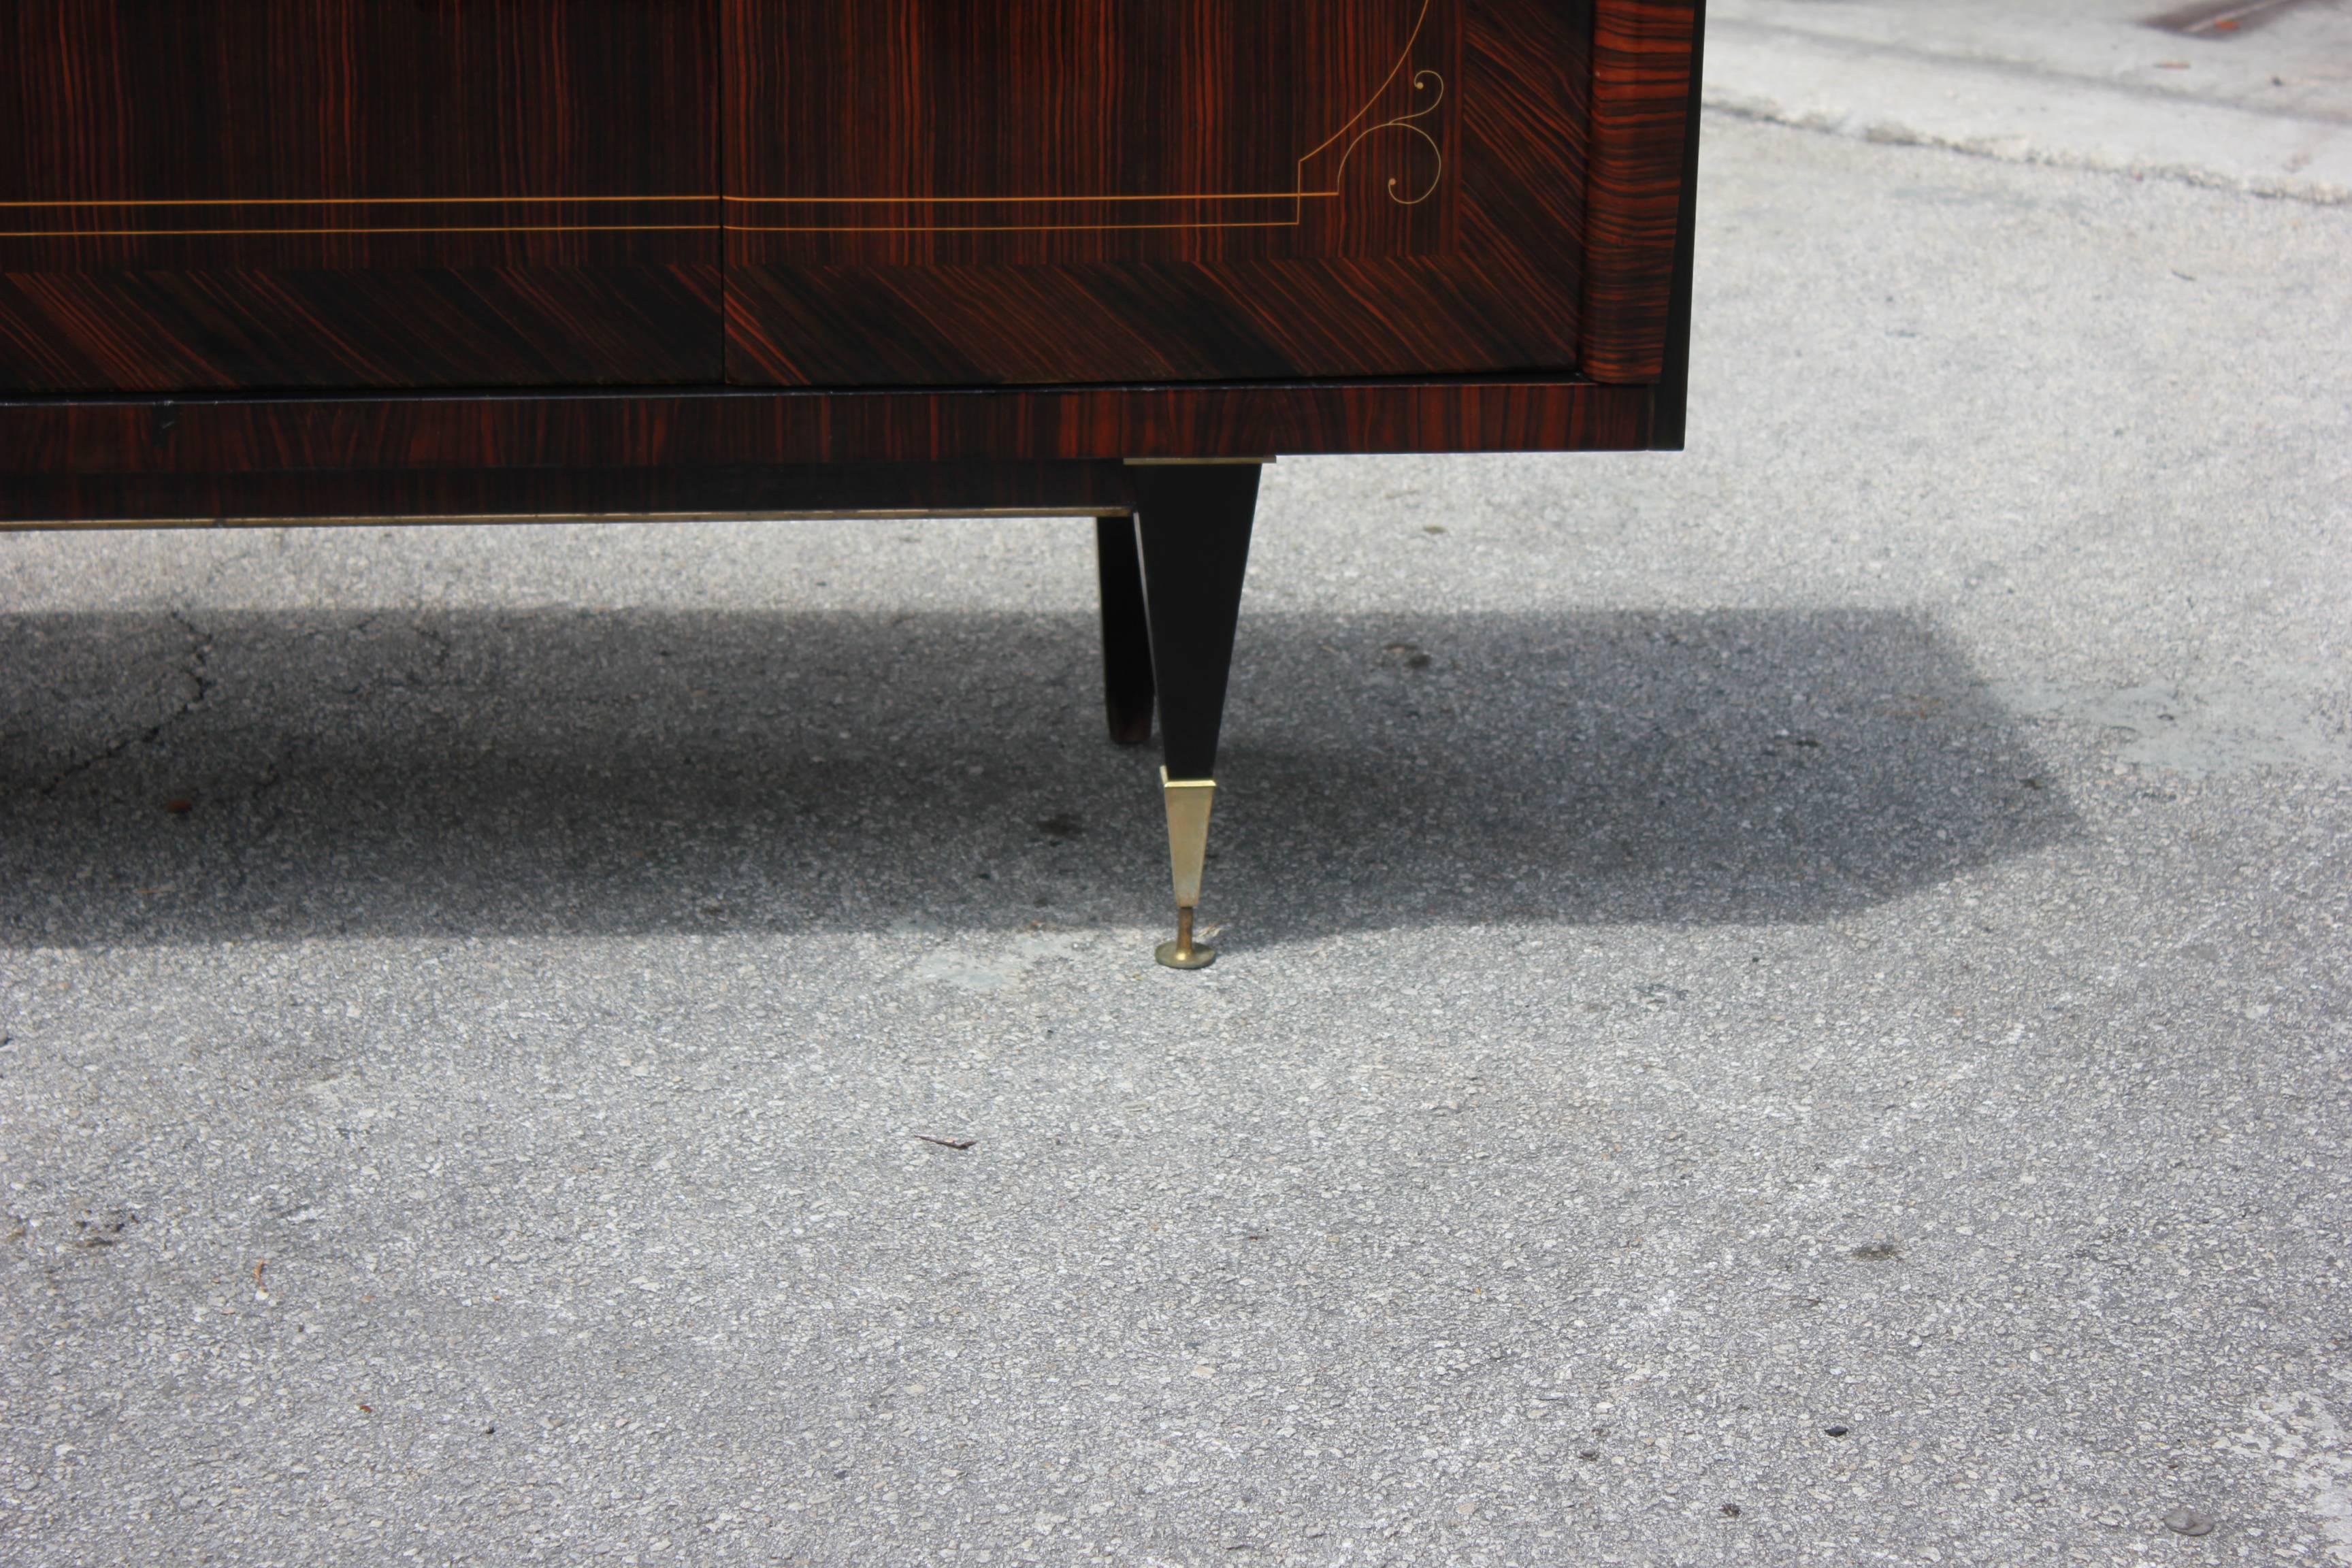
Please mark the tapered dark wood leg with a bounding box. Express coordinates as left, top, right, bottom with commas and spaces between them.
1130, 461, 1262, 968
1095, 514, 1156, 746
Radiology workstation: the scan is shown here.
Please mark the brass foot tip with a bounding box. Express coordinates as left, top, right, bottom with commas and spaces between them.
1155, 938, 1217, 970
1154, 906, 1216, 970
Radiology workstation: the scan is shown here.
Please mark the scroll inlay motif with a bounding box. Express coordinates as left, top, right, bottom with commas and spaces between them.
725, 0, 1450, 235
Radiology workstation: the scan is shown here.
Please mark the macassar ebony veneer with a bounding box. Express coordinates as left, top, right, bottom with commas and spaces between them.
0, 0, 1705, 965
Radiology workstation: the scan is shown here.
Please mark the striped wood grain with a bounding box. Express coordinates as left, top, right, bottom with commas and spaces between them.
0, 0, 720, 390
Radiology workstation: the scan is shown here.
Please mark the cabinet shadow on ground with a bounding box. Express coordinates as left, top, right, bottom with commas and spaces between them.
0, 607, 2074, 947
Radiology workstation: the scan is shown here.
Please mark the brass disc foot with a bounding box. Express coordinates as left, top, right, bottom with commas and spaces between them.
1155, 906, 1216, 970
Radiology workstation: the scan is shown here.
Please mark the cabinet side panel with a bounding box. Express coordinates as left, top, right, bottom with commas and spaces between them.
1581, 0, 1699, 384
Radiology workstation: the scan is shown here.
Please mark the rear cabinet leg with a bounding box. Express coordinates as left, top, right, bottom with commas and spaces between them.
1094, 514, 1157, 746
1128, 461, 1263, 969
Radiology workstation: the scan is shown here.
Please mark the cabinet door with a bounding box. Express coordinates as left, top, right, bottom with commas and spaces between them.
0, 0, 719, 392
723, 0, 1590, 386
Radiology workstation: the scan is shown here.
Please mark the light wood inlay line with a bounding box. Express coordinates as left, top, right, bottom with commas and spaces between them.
0, 195, 720, 207
725, 220, 1309, 235
724, 192, 1332, 205
5, 3, 1450, 240
738, 0, 1446, 235
2, 224, 718, 238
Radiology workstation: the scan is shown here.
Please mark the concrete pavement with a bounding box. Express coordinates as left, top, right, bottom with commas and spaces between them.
1707, 0, 2352, 200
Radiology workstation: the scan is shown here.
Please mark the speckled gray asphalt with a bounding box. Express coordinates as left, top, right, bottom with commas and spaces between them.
4, 117, 2350, 1568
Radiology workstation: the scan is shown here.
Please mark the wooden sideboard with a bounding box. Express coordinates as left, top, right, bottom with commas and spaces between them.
0, 0, 1705, 965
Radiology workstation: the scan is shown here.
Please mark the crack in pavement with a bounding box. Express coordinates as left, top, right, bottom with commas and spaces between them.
32, 606, 216, 798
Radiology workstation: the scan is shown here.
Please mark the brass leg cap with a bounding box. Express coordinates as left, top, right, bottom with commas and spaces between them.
1154, 938, 1217, 971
